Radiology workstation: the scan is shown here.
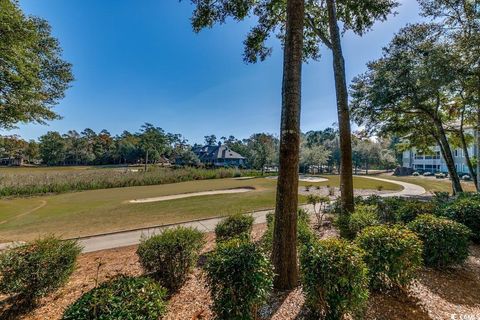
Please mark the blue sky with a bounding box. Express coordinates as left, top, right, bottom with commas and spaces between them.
9, 0, 422, 144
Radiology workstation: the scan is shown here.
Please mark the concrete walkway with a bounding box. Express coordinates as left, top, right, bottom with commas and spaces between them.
355, 175, 427, 198
0, 176, 426, 253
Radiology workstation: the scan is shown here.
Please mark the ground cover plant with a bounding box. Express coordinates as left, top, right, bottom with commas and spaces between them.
0, 236, 81, 304
300, 238, 369, 320
440, 193, 480, 243
205, 238, 274, 320
408, 214, 471, 268
137, 227, 205, 291
62, 276, 168, 320
215, 213, 254, 242
355, 225, 423, 290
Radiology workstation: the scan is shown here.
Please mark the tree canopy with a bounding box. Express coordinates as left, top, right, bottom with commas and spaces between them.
0, 0, 73, 129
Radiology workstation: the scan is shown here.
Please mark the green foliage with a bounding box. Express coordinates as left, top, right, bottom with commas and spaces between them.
188, 0, 398, 63
62, 276, 167, 320
215, 213, 254, 243
300, 238, 369, 320
0, 236, 81, 301
137, 227, 205, 291
262, 209, 315, 253
441, 193, 480, 243
205, 239, 273, 320
349, 205, 380, 237
0, 167, 262, 197
408, 214, 471, 268
0, 0, 74, 129
355, 225, 423, 290
395, 200, 436, 224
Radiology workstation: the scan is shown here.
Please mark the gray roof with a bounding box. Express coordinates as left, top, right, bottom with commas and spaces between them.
193, 144, 245, 161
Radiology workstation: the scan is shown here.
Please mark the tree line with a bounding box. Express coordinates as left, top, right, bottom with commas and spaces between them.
0, 126, 398, 171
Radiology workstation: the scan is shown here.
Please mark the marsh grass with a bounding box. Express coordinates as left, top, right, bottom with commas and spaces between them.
0, 167, 263, 197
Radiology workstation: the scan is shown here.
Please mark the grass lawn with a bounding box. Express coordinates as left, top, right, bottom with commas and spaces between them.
0, 176, 401, 242
378, 174, 477, 194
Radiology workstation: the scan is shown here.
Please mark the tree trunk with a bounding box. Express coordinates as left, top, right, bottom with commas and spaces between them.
459, 109, 478, 190
327, 0, 354, 213
272, 0, 304, 290
477, 107, 480, 192
434, 120, 463, 194
145, 150, 149, 172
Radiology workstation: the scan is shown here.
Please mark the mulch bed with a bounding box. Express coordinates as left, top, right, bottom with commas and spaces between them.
3, 223, 480, 320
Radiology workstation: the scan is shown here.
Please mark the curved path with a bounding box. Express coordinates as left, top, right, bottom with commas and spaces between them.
0, 176, 425, 253
355, 175, 426, 197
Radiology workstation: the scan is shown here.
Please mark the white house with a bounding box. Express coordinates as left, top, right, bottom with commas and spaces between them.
402, 127, 479, 175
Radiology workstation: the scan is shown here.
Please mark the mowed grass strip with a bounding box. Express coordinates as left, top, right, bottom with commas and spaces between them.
0, 176, 401, 242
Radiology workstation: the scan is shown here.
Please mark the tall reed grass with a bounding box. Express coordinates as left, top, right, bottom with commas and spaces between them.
0, 167, 263, 197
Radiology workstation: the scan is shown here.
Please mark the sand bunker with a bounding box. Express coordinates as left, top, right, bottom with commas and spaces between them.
231, 176, 256, 180
267, 175, 329, 183
298, 176, 328, 183
129, 188, 254, 204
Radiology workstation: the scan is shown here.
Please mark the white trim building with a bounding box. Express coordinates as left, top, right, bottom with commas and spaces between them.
402, 128, 479, 175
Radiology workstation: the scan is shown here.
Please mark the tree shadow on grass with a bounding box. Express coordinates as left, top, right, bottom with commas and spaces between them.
366, 288, 432, 320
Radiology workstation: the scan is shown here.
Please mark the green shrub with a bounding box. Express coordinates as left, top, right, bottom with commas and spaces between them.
62, 276, 167, 320
215, 213, 254, 243
205, 239, 273, 320
0, 236, 81, 302
396, 200, 435, 224
441, 193, 480, 243
408, 214, 471, 268
300, 238, 369, 320
349, 205, 379, 237
355, 225, 423, 290
261, 209, 315, 253
137, 227, 205, 291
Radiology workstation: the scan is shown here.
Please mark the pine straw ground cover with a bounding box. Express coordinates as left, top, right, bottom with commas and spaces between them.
3, 223, 480, 320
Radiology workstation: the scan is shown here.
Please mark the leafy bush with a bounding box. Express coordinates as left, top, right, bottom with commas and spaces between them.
441, 193, 480, 243
349, 205, 379, 238
205, 239, 273, 320
137, 227, 205, 291
62, 276, 167, 320
300, 238, 369, 320
215, 213, 254, 243
261, 209, 315, 253
0, 236, 81, 302
355, 225, 423, 290
395, 200, 436, 224
408, 214, 471, 268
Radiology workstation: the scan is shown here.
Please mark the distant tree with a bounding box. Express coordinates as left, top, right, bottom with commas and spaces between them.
300, 141, 331, 174
247, 133, 278, 174
39, 131, 66, 165
0, 0, 73, 129
0, 135, 27, 160
25, 140, 40, 163
139, 123, 167, 170
204, 134, 217, 146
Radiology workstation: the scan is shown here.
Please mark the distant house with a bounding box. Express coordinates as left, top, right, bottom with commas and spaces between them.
402, 127, 479, 175
0, 156, 24, 166
193, 143, 246, 167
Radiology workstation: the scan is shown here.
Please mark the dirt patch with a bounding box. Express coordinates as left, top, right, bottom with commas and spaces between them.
3, 223, 480, 320
128, 187, 255, 204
